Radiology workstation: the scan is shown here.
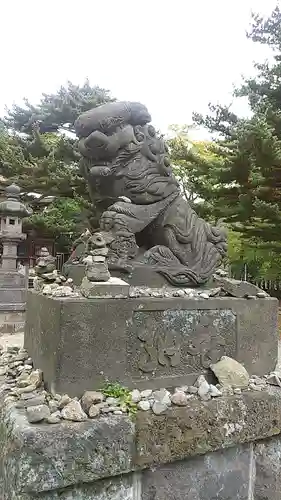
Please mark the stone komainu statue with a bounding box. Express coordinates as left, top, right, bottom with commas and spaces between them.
75, 101, 227, 286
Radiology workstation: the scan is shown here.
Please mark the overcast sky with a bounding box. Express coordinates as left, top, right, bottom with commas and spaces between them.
0, 0, 278, 138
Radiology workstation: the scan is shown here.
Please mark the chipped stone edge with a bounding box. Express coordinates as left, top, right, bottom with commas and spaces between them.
0, 388, 135, 494
135, 387, 281, 468
1, 385, 281, 490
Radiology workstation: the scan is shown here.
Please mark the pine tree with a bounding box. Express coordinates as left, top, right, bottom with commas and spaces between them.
0, 81, 115, 244
192, 5, 281, 250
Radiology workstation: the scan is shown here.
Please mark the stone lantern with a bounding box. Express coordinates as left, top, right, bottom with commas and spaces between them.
0, 184, 33, 334
0, 184, 32, 270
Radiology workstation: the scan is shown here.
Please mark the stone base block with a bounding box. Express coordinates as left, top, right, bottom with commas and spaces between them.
80, 276, 130, 298
0, 288, 26, 304
0, 307, 25, 335
0, 270, 26, 289
1, 388, 281, 499
24, 290, 278, 397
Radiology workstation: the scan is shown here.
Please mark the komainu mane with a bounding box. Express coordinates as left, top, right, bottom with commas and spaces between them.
75, 101, 227, 286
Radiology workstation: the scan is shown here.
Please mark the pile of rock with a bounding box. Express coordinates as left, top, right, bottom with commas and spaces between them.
129, 287, 222, 299
129, 282, 268, 300
41, 274, 78, 298
32, 246, 79, 298
128, 356, 257, 415
0, 347, 274, 424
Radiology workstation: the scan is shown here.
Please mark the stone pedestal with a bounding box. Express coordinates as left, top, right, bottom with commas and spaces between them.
1, 387, 281, 499
0, 271, 26, 334
24, 290, 278, 397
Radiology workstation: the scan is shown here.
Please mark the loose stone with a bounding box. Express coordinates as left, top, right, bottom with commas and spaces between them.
81, 391, 104, 412
152, 389, 171, 406
58, 394, 72, 409
101, 407, 111, 414
21, 391, 40, 400
28, 369, 43, 389
175, 386, 189, 393
108, 406, 121, 412
188, 386, 198, 394
105, 397, 119, 406
61, 400, 88, 422
172, 289, 185, 297
138, 400, 150, 411
210, 356, 250, 388
88, 405, 100, 418
152, 401, 168, 415
26, 404, 51, 423
249, 383, 263, 391
46, 411, 61, 424
140, 389, 152, 399
130, 389, 141, 403
171, 391, 189, 406
16, 384, 38, 395
197, 376, 210, 398
9, 360, 23, 368
267, 372, 281, 387
233, 388, 242, 394
113, 410, 123, 415
48, 400, 59, 413
209, 384, 222, 397
23, 365, 33, 372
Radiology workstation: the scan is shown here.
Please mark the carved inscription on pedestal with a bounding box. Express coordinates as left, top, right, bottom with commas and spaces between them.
131, 309, 236, 376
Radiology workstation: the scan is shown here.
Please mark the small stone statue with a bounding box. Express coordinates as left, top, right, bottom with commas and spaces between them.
83, 233, 110, 282
35, 248, 56, 278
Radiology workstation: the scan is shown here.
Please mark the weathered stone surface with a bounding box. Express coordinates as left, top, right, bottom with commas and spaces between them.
213, 276, 264, 298
0, 309, 25, 336
88, 405, 100, 418
26, 404, 50, 423
130, 389, 141, 403
0, 399, 134, 495
24, 291, 278, 397
210, 356, 250, 388
46, 412, 61, 424
142, 445, 251, 500
209, 384, 222, 397
80, 276, 129, 298
254, 437, 281, 500
2, 382, 281, 498
135, 390, 281, 467
81, 391, 104, 412
75, 101, 227, 287
0, 472, 140, 500
152, 402, 168, 415
58, 394, 72, 409
170, 391, 189, 406
61, 400, 88, 422
138, 400, 150, 411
